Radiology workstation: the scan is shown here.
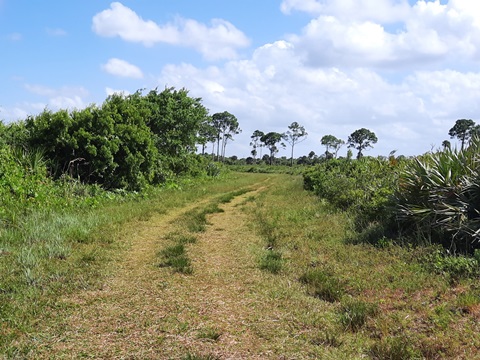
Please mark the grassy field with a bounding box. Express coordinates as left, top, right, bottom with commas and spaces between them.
2, 173, 480, 358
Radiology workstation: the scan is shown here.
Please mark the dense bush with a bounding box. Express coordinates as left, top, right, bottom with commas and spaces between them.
303, 157, 402, 226
395, 138, 480, 252
24, 88, 209, 190
304, 139, 480, 253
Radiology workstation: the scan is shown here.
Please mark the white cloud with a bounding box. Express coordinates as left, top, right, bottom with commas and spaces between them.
102, 58, 144, 79
282, 0, 480, 68
0, 106, 29, 122
281, 0, 323, 16
25, 84, 57, 97
50, 96, 85, 110
92, 2, 250, 60
155, 35, 480, 157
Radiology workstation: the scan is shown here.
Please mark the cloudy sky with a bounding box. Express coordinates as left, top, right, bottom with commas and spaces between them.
1, 0, 480, 158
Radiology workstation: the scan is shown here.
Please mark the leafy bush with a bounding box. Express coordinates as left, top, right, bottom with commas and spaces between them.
303, 157, 402, 228
24, 88, 209, 191
395, 138, 480, 252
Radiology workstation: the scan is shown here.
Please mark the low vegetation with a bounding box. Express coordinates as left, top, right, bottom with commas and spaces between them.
1, 85, 480, 357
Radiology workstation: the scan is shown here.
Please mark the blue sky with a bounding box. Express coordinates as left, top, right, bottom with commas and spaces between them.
2, 0, 480, 158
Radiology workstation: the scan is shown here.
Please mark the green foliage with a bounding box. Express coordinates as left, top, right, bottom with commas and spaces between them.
285, 122, 308, 166
347, 128, 378, 159
421, 247, 480, 281
320, 134, 344, 158
395, 138, 480, 252
299, 268, 345, 302
448, 119, 476, 150
206, 162, 221, 177
23, 88, 211, 191
211, 111, 241, 162
303, 157, 401, 226
260, 132, 286, 165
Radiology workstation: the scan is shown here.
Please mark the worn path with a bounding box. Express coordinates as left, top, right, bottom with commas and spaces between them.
30, 180, 324, 359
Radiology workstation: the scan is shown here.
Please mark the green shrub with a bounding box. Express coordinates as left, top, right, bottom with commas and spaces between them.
395, 139, 480, 252
303, 157, 401, 227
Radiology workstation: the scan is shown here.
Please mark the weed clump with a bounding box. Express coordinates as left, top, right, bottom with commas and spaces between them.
259, 250, 283, 274
338, 298, 378, 331
299, 268, 344, 302
370, 336, 421, 360
158, 244, 192, 274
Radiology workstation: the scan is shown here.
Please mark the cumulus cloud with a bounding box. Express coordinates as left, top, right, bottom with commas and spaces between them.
92, 2, 250, 60
282, 0, 480, 68
102, 58, 144, 79
155, 34, 480, 157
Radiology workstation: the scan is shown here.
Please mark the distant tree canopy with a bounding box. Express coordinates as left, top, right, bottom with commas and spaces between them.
347, 128, 378, 159
24, 87, 210, 190
321, 135, 345, 159
260, 132, 286, 165
286, 122, 307, 166
250, 130, 265, 163
448, 119, 476, 150
211, 111, 241, 162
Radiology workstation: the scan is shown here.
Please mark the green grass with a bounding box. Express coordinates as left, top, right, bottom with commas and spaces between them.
0, 172, 270, 355
338, 298, 378, 331
299, 268, 345, 302
243, 173, 480, 357
369, 336, 421, 360
158, 244, 193, 274
5, 170, 480, 357
259, 250, 283, 274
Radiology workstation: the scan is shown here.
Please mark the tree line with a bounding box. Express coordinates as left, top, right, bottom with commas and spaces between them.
247, 125, 379, 166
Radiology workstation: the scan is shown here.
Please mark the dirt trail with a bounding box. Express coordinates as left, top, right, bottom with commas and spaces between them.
36, 182, 309, 359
